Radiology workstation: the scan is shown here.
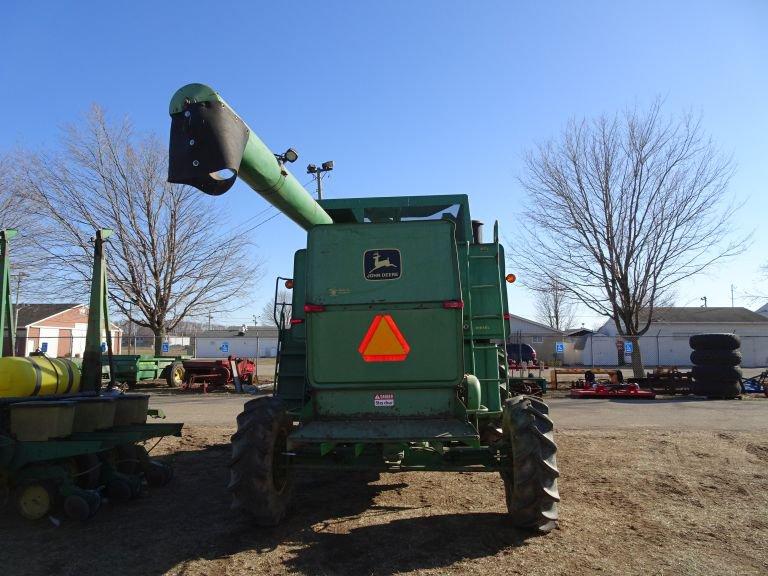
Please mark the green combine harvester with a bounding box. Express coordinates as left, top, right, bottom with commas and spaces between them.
0, 229, 182, 521
169, 83, 560, 531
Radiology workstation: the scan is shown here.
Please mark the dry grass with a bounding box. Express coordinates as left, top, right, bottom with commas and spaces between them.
1, 426, 766, 576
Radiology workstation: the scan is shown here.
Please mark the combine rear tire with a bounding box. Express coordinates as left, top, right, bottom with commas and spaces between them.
500, 396, 560, 532
229, 396, 294, 526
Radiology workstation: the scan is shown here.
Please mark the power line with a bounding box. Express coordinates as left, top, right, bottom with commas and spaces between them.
232, 210, 282, 238
210, 176, 316, 242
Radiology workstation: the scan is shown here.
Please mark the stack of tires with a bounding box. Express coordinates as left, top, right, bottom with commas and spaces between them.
689, 333, 742, 399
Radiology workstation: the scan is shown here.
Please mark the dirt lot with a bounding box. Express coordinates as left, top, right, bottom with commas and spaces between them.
1, 399, 767, 576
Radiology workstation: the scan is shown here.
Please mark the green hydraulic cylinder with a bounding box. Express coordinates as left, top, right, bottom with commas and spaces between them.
168, 83, 332, 230
0, 229, 17, 357
81, 229, 115, 392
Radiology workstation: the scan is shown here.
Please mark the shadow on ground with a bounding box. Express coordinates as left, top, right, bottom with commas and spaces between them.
0, 441, 534, 576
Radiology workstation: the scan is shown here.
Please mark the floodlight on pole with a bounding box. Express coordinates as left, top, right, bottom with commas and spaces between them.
306, 160, 334, 200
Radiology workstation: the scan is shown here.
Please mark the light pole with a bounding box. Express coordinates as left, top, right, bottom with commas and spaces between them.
12, 272, 28, 352
307, 161, 334, 200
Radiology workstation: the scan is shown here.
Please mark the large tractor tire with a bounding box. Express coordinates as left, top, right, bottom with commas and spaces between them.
692, 379, 741, 399
689, 333, 740, 351
229, 396, 294, 526
690, 349, 742, 367
500, 395, 560, 533
691, 365, 742, 383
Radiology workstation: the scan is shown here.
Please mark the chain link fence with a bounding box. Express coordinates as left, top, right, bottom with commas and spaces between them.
15, 329, 768, 368
507, 331, 768, 368
14, 332, 281, 359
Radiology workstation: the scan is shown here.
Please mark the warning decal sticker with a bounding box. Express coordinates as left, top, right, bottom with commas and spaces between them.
374, 393, 395, 407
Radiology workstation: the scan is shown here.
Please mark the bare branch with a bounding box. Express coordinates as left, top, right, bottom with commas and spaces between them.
509, 99, 744, 375
16, 106, 260, 354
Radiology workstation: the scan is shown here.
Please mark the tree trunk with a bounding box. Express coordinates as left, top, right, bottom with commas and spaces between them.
616, 345, 625, 367
629, 335, 644, 378
153, 326, 166, 356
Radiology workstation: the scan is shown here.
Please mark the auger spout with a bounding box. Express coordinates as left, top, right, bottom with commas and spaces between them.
168, 83, 332, 230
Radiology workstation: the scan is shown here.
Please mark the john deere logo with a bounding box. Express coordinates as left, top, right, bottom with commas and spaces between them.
364, 249, 401, 280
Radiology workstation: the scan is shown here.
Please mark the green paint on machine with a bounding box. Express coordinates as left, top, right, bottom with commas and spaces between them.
169, 84, 561, 531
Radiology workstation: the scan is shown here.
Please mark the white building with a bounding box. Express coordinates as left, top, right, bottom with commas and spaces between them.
507, 314, 581, 364
588, 307, 768, 368
194, 326, 280, 358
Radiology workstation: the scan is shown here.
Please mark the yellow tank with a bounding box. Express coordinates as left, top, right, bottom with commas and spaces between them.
0, 356, 81, 397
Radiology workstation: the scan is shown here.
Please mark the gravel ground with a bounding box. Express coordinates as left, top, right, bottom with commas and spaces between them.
1, 414, 767, 576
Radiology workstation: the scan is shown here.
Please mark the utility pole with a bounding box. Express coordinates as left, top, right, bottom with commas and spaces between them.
307, 161, 334, 200
12, 272, 28, 354
208, 310, 212, 331
12, 272, 27, 329
731, 284, 735, 307
128, 301, 134, 354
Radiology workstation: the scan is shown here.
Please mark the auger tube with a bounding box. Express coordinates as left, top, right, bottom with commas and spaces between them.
168, 83, 332, 230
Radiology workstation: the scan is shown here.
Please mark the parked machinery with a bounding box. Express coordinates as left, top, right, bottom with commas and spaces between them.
635, 367, 693, 396
0, 229, 183, 521
168, 84, 560, 531
180, 357, 256, 392
106, 355, 184, 389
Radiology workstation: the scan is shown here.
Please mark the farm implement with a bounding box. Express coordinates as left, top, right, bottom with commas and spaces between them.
741, 369, 768, 396
0, 229, 182, 521
568, 369, 656, 399
108, 354, 256, 392
569, 381, 656, 399
167, 83, 560, 531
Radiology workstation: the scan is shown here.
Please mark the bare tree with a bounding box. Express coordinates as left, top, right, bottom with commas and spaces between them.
259, 290, 292, 329
0, 154, 51, 302
533, 276, 577, 331
20, 106, 258, 355
512, 100, 742, 376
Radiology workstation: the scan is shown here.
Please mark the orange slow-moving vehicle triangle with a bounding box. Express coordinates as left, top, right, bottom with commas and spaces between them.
358, 314, 410, 362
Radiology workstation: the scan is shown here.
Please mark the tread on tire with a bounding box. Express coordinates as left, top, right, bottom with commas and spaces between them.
692, 380, 741, 398
690, 349, 742, 367
228, 396, 294, 526
691, 365, 742, 382
689, 333, 740, 351
500, 395, 560, 532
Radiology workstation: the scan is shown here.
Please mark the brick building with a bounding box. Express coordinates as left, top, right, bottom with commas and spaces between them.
12, 303, 122, 358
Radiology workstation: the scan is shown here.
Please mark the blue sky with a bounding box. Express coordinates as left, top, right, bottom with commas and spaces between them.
2, 1, 766, 328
